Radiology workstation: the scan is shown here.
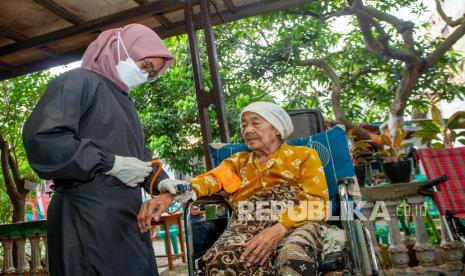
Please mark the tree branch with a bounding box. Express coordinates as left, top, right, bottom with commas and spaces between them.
287, 7, 352, 21
298, 56, 347, 126
352, 5, 384, 55
8, 151, 26, 195
352, 1, 420, 63
426, 21, 465, 68
298, 57, 342, 88
0, 135, 19, 203
435, 0, 464, 27
297, 54, 371, 139
258, 29, 270, 47
362, 6, 416, 51
341, 68, 383, 87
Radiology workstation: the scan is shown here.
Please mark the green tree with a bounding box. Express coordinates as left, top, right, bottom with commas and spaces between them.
222, 0, 465, 137
133, 0, 465, 175
0, 72, 51, 223
132, 35, 206, 176
133, 32, 276, 175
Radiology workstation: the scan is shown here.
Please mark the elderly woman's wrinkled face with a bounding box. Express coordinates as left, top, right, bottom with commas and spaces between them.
241, 112, 280, 152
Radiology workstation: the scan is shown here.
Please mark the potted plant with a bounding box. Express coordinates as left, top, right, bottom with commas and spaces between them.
369, 128, 411, 184
413, 104, 465, 148
348, 129, 374, 187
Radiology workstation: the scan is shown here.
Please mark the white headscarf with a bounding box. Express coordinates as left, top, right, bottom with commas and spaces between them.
240, 102, 294, 139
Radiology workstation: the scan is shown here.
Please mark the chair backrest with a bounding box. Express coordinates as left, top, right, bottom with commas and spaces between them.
417, 147, 465, 219
287, 109, 325, 139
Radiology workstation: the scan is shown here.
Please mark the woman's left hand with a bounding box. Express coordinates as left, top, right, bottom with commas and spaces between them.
240, 223, 288, 267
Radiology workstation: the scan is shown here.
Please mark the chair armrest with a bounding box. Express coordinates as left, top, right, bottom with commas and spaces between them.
337, 177, 355, 186
194, 194, 229, 206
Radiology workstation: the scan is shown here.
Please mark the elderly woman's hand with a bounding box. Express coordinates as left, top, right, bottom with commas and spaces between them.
240, 223, 288, 267
137, 193, 175, 233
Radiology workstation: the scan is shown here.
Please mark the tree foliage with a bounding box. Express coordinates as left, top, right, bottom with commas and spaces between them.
0, 72, 51, 223
133, 0, 465, 175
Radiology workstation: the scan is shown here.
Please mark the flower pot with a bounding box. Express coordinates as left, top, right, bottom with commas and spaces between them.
354, 164, 367, 187
382, 160, 412, 184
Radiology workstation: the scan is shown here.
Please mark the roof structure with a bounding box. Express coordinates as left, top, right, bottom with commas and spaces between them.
0, 0, 311, 81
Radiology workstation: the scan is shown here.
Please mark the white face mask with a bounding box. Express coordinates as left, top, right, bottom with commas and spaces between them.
115, 32, 149, 90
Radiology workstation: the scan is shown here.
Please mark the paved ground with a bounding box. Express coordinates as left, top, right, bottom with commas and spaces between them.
153, 237, 188, 276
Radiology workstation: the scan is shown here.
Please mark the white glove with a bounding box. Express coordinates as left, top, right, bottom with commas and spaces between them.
158, 178, 180, 194
104, 155, 152, 187
175, 190, 197, 204
158, 178, 197, 203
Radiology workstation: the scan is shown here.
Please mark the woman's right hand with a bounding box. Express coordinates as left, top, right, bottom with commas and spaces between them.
240, 223, 288, 267
137, 193, 175, 233
104, 155, 152, 187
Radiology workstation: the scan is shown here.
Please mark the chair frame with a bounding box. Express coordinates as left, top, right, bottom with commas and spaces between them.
183, 109, 380, 275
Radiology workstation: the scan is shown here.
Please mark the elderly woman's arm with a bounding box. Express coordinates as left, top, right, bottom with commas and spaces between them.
190, 153, 242, 197
278, 148, 329, 229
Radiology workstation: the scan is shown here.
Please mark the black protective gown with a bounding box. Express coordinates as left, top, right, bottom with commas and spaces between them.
23, 68, 168, 276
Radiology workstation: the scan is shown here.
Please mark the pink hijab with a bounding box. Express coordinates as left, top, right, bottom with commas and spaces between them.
81, 23, 174, 93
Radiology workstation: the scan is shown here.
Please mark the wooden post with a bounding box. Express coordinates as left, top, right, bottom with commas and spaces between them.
199, 0, 230, 144
185, 0, 213, 169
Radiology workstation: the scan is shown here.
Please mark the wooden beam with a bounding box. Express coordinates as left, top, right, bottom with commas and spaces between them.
185, 0, 213, 170
0, 25, 62, 59
154, 14, 174, 28
0, 48, 84, 81
0, 61, 14, 70
210, 0, 315, 26
133, 0, 174, 28
33, 0, 83, 24
223, 0, 237, 12
133, 0, 148, 5
0, 0, 314, 80
37, 46, 58, 58
199, 0, 229, 143
0, 25, 27, 41
0, 0, 188, 57
157, 0, 314, 38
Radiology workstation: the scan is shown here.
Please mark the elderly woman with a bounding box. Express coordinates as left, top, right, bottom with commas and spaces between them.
139, 102, 329, 275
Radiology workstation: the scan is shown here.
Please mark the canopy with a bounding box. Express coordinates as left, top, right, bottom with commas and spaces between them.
0, 0, 311, 81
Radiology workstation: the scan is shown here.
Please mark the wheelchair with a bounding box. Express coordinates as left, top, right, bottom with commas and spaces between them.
182, 109, 380, 275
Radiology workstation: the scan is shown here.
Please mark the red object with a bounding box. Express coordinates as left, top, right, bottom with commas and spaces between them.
418, 148, 465, 219
40, 194, 50, 219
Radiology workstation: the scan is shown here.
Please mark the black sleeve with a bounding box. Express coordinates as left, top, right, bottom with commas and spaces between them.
22, 72, 114, 181
141, 147, 169, 195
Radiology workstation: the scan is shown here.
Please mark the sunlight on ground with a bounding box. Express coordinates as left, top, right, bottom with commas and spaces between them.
153, 238, 188, 275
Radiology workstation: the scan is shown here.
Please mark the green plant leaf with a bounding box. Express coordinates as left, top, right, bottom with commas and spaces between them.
432, 142, 445, 149
431, 104, 445, 128
456, 131, 465, 138
417, 121, 441, 133
421, 136, 431, 145
447, 111, 465, 129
